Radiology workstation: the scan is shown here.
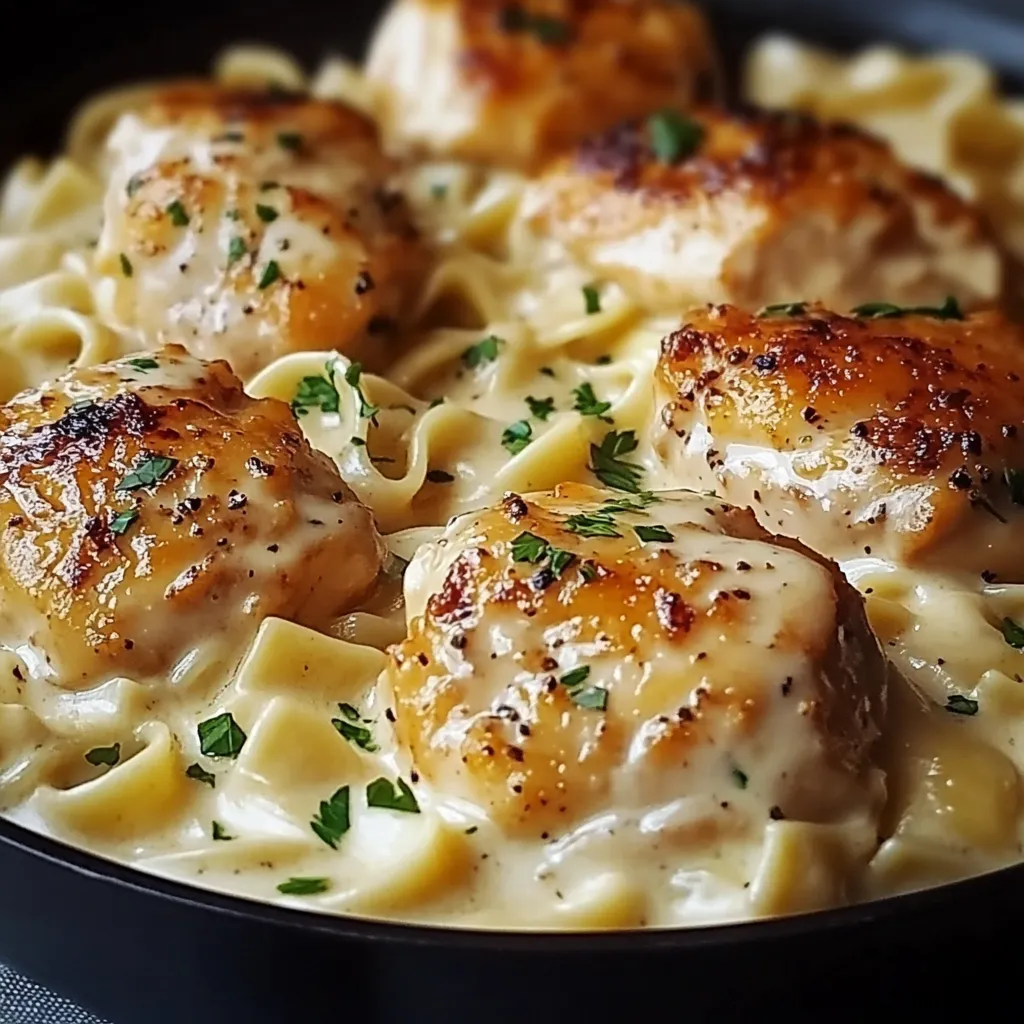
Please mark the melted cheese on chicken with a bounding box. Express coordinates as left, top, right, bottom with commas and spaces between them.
520, 107, 1006, 312
387, 483, 887, 844
95, 85, 425, 379
0, 345, 384, 690
365, 0, 716, 170
654, 304, 1024, 577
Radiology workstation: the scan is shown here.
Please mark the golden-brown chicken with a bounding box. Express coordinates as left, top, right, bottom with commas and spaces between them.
365, 0, 716, 170
0, 345, 385, 690
654, 303, 1024, 577
386, 483, 887, 842
520, 107, 1006, 312
95, 85, 425, 380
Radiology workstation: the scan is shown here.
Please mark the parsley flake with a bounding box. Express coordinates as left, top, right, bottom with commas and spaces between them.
185, 763, 216, 787
109, 509, 139, 536
462, 335, 505, 369
344, 361, 380, 422
565, 511, 621, 538
165, 200, 189, 227
511, 531, 550, 563
366, 777, 420, 813
647, 109, 704, 164
559, 666, 608, 710
757, 302, 807, 318
85, 744, 120, 768
277, 877, 330, 896
227, 237, 247, 265
212, 821, 234, 841
1001, 617, 1024, 649
945, 694, 979, 716
197, 712, 247, 759
589, 430, 644, 492
502, 420, 533, 455
430, 183, 448, 200
583, 285, 601, 315
292, 366, 340, 417
119, 253, 133, 277
310, 786, 351, 848
127, 357, 159, 372
634, 524, 674, 544
258, 260, 282, 289
572, 383, 612, 420
851, 296, 963, 321
731, 766, 748, 788
255, 203, 279, 223
332, 708, 378, 752
126, 173, 144, 199
116, 455, 177, 492
526, 396, 555, 421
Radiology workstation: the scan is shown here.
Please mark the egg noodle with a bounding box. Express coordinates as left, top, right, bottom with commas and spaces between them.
0, 35, 1022, 931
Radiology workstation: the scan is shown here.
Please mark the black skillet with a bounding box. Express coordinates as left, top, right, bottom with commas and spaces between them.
1, 2, 1022, 1021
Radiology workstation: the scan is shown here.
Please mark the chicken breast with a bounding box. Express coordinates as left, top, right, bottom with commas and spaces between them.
0, 345, 385, 690
95, 85, 425, 380
365, 0, 716, 170
386, 483, 887, 841
654, 303, 1024, 577
520, 107, 1005, 312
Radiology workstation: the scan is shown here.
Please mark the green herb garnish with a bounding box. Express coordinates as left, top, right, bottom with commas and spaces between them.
258, 260, 282, 289
116, 455, 177, 492
461, 335, 504, 369
572, 383, 612, 421
126, 173, 144, 199
851, 296, 963, 321
731, 766, 748, 788
165, 200, 189, 227
119, 253, 133, 277
647, 109, 704, 164
310, 786, 351, 848
582, 285, 601, 315
945, 694, 979, 716
85, 744, 120, 768
366, 777, 420, 813
277, 877, 330, 896
757, 302, 807, 318
255, 203, 279, 223
343, 361, 380, 422
565, 511, 621, 538
1001, 617, 1024, 649
292, 365, 340, 417
185, 763, 216, 787
212, 821, 234, 841
109, 509, 139, 536
197, 712, 247, 759
332, 706, 378, 752
526, 396, 555, 421
127, 357, 159, 372
589, 430, 644, 493
559, 666, 608, 710
502, 420, 533, 455
227, 237, 247, 265
634, 524, 674, 544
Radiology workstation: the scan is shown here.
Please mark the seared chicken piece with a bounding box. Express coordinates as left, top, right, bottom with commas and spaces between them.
655, 303, 1024, 576
365, 0, 716, 170
521, 107, 1005, 312
95, 85, 424, 380
386, 483, 887, 839
0, 345, 385, 689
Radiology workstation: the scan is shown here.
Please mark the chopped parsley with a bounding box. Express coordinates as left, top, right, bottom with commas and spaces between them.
526, 395, 555, 421
461, 335, 504, 369
277, 877, 330, 896
292, 364, 340, 417
589, 430, 644, 492
310, 786, 351, 849
197, 712, 247, 759
366, 776, 420, 813
165, 200, 189, 227
602, 492, 659, 513
84, 744, 120, 768
1004, 468, 1024, 506
277, 131, 303, 151
757, 302, 807, 318
185, 763, 216, 787
212, 821, 234, 841
127, 357, 159, 372
579, 561, 599, 582
945, 694, 979, 716
109, 509, 139, 536
126, 173, 144, 199
634, 524, 674, 544
227, 237, 247, 265
559, 666, 608, 711
426, 469, 455, 484
119, 253, 133, 277
510, 531, 575, 578
731, 766, 749, 789
572, 383, 612, 421
1001, 617, 1024, 649
851, 296, 964, 321
502, 420, 533, 455
430, 183, 448, 201
565, 510, 621, 538
582, 285, 601, 315
258, 260, 282, 289
254, 203, 279, 223
116, 455, 177, 492
343, 361, 380, 422
331, 701, 379, 752
647, 109, 704, 164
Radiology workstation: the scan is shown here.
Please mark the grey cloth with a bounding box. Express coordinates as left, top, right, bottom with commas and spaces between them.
0, 965, 109, 1024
